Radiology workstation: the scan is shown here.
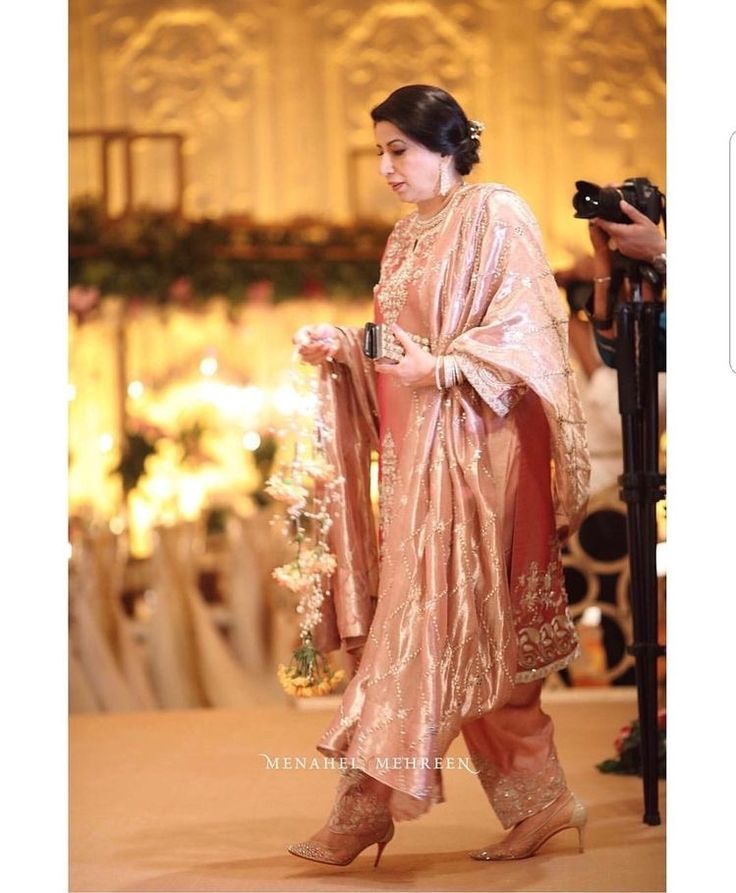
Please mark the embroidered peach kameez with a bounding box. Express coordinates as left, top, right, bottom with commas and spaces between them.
313, 184, 590, 823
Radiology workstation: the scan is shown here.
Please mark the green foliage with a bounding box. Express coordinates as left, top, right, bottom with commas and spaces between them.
69, 198, 387, 304
251, 433, 279, 508
111, 430, 159, 495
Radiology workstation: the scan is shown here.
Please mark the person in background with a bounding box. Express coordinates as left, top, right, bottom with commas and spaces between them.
587, 199, 666, 370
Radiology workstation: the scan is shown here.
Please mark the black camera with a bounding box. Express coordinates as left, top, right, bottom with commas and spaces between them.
572, 177, 664, 225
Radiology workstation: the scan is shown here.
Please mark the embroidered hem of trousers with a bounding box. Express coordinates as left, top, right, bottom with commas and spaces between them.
460, 679, 567, 829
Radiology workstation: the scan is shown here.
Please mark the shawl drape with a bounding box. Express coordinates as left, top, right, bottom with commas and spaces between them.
314, 184, 590, 812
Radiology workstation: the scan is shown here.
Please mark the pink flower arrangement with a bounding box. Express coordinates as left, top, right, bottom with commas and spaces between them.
168, 276, 194, 305
68, 285, 100, 321
614, 724, 632, 755
598, 710, 666, 778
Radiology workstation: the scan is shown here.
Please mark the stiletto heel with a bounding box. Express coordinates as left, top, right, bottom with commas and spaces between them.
470, 791, 588, 861
373, 823, 394, 867
569, 797, 587, 854
288, 769, 395, 867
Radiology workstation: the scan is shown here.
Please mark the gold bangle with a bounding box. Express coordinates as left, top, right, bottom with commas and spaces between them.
443, 356, 454, 389
593, 276, 611, 284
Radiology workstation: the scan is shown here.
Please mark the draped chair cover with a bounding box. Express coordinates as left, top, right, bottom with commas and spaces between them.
69, 531, 144, 712
148, 522, 264, 708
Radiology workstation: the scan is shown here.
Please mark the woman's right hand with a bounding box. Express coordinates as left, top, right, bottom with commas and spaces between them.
293, 323, 343, 365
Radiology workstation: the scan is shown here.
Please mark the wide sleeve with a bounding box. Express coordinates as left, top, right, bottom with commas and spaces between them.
448, 187, 591, 536
311, 326, 380, 654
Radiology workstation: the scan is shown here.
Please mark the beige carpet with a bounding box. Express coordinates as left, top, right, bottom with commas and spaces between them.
70, 689, 665, 892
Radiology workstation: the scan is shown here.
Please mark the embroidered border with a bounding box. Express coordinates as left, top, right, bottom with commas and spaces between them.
470, 747, 567, 829
514, 643, 580, 683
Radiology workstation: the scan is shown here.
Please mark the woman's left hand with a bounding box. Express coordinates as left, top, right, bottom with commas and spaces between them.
588, 220, 613, 279
374, 324, 436, 387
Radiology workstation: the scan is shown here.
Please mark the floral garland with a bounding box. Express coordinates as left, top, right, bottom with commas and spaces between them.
267, 355, 346, 698
69, 197, 386, 306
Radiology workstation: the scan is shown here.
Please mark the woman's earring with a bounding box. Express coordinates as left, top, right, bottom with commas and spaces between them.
439, 162, 449, 197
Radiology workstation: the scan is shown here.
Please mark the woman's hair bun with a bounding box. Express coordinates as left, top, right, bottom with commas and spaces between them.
371, 85, 483, 175
454, 136, 481, 175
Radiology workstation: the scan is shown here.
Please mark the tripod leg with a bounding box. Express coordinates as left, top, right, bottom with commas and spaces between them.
639, 304, 664, 825
616, 303, 662, 826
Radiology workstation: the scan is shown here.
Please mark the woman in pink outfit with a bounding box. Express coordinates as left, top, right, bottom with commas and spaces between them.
290, 84, 590, 867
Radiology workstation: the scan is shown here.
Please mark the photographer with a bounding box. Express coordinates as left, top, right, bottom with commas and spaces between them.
587, 198, 666, 370
581, 183, 666, 826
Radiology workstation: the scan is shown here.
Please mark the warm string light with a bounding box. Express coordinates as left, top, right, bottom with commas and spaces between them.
242, 431, 261, 451
69, 299, 374, 555
109, 516, 126, 535
268, 354, 346, 697
127, 380, 144, 399
199, 354, 218, 377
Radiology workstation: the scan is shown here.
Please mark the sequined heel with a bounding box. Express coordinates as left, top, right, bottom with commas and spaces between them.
287, 824, 394, 868
470, 791, 588, 861
288, 769, 394, 868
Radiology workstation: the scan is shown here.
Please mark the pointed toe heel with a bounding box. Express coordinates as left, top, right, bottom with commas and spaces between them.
470, 792, 588, 861
287, 769, 395, 868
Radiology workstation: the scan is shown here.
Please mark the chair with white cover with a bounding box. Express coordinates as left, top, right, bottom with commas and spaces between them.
69, 528, 158, 712
147, 522, 265, 708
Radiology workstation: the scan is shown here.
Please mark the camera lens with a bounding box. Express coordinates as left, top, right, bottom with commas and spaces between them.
572, 181, 627, 223
572, 181, 603, 218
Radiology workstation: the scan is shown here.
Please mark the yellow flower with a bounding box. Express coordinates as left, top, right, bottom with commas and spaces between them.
291, 675, 309, 687
277, 644, 345, 698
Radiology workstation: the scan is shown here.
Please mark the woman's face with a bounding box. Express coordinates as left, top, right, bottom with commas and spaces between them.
374, 120, 446, 204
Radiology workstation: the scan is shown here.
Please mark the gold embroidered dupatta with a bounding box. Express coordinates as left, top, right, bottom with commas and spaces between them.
314, 184, 590, 811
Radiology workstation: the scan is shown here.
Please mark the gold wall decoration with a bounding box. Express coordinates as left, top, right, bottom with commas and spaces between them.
70, 0, 665, 265
316, 1, 479, 215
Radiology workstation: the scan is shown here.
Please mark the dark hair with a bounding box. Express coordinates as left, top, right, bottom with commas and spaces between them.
370, 84, 481, 175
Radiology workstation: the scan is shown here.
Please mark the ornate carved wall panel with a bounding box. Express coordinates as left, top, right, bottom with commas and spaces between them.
70, 0, 665, 264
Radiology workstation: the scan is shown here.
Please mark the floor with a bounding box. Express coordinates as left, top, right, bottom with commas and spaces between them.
70, 688, 665, 892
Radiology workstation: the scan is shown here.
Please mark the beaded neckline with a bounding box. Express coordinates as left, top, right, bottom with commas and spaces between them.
413, 183, 468, 229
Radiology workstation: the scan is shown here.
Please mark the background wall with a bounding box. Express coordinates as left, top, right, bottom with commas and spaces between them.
69, 0, 665, 266
67, 0, 666, 694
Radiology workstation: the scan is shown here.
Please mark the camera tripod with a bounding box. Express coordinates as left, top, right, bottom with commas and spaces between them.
615, 291, 666, 826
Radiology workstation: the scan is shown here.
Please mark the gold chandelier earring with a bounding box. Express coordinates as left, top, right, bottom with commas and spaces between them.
438, 161, 450, 197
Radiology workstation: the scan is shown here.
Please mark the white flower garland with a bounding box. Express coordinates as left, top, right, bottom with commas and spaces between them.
267, 354, 345, 697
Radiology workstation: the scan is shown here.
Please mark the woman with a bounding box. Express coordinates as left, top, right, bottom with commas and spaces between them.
289, 85, 590, 867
